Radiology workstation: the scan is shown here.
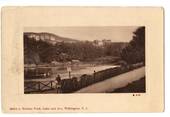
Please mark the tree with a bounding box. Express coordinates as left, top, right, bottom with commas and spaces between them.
121, 27, 145, 64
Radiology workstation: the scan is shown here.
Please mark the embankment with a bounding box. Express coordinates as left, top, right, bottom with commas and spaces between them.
75, 67, 145, 93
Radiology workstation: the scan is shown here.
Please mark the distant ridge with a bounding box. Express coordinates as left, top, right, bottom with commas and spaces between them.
24, 32, 79, 44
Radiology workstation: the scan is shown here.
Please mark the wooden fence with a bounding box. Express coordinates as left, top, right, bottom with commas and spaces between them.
24, 79, 60, 93
24, 62, 144, 93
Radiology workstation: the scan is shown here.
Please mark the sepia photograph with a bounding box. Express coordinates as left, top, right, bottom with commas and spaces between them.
2, 6, 164, 112
24, 26, 145, 94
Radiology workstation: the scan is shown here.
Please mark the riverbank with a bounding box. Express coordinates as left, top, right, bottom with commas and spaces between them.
25, 64, 145, 93
111, 77, 145, 93
75, 67, 145, 93
25, 63, 118, 80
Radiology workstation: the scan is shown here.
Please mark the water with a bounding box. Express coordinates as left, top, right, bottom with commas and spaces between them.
52, 64, 118, 79
25, 64, 119, 82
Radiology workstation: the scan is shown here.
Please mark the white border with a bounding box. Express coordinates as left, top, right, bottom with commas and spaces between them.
0, 0, 169, 116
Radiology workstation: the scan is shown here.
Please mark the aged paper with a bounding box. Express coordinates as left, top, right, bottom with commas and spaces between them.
1, 7, 164, 112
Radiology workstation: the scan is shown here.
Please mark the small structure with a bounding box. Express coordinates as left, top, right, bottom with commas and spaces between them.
51, 60, 61, 66
71, 59, 80, 65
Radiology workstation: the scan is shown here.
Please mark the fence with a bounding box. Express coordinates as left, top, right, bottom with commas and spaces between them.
24, 79, 61, 93
24, 62, 144, 93
60, 62, 144, 93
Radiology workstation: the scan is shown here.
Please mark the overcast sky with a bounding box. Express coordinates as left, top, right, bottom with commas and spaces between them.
24, 26, 139, 42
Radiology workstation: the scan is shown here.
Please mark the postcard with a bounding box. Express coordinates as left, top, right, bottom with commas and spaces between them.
1, 7, 164, 112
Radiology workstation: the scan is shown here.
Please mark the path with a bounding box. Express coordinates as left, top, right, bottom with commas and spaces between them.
75, 66, 145, 93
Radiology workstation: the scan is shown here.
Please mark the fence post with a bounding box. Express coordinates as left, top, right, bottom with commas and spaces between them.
69, 71, 71, 79
94, 70, 96, 83
38, 82, 41, 91
50, 81, 53, 89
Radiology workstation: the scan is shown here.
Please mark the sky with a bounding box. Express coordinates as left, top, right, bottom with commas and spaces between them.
24, 26, 139, 42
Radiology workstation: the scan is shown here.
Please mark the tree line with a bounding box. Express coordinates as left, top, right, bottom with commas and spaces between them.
24, 26, 145, 65
24, 35, 126, 64
121, 26, 145, 64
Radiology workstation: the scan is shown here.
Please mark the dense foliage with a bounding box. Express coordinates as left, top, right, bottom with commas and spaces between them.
24, 26, 145, 65
121, 27, 145, 64
24, 34, 126, 64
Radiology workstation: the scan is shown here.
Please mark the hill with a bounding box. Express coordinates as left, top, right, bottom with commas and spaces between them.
24, 32, 78, 45
24, 32, 128, 64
